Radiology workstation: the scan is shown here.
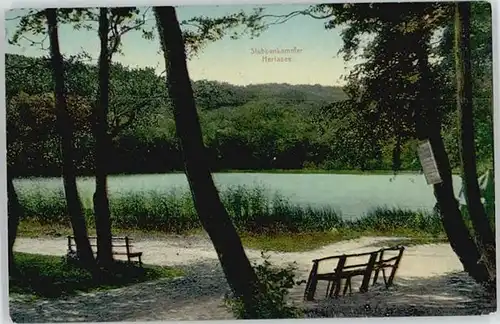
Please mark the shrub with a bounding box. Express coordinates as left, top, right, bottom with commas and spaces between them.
224, 253, 303, 319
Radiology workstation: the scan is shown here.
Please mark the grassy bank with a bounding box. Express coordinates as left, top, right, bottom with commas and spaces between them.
16, 220, 448, 253
18, 185, 345, 233
9, 252, 184, 298
240, 230, 447, 252
239, 206, 446, 251
15, 185, 448, 251
17, 185, 444, 234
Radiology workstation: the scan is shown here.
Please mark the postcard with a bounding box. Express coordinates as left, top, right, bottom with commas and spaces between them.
5, 1, 497, 322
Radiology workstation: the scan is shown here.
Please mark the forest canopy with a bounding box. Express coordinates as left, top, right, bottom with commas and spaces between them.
5, 2, 493, 177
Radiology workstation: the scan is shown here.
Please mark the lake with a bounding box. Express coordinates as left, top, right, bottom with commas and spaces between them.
14, 173, 463, 220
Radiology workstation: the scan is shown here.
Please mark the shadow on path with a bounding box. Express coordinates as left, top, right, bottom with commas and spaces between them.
304, 272, 496, 317
10, 256, 496, 321
10, 260, 233, 323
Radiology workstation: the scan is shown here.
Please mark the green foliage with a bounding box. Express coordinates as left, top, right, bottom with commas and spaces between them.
180, 8, 268, 57
224, 253, 303, 319
7, 54, 361, 176
241, 231, 445, 253
6, 4, 494, 190
16, 184, 449, 239
17, 187, 68, 224
108, 189, 198, 232
9, 252, 183, 298
347, 207, 444, 235
240, 231, 361, 253
437, 2, 494, 168
252, 2, 493, 174
8, 42, 492, 176
17, 185, 343, 234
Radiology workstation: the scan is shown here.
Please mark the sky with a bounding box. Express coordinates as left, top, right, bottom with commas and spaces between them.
4, 5, 357, 86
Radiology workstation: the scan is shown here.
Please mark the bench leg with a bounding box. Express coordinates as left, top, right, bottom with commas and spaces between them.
360, 252, 377, 293
372, 268, 380, 285
373, 250, 384, 286
326, 280, 332, 298
382, 268, 388, 285
125, 237, 131, 263
304, 262, 319, 301
332, 256, 347, 298
327, 278, 340, 298
67, 236, 72, 254
332, 277, 343, 297
386, 249, 404, 288
342, 277, 350, 296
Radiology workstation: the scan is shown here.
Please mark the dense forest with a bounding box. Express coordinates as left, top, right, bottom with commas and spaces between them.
5, 3, 493, 177
7, 53, 353, 176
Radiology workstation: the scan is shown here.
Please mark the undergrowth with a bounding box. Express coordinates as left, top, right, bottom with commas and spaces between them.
9, 252, 183, 298
224, 253, 303, 319
17, 185, 444, 237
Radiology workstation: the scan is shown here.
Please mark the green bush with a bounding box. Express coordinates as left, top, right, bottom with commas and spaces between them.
224, 253, 303, 319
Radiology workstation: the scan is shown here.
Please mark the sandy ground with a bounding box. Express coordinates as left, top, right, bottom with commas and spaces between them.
9, 235, 497, 322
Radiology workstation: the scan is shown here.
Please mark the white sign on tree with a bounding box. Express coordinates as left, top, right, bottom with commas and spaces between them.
417, 140, 443, 185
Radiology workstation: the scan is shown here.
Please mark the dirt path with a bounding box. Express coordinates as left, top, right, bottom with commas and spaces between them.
9, 236, 496, 322
10, 261, 233, 322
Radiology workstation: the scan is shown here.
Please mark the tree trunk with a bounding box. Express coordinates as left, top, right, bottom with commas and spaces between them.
93, 7, 114, 267
7, 169, 22, 275
45, 8, 96, 268
413, 32, 489, 284
392, 127, 402, 171
154, 6, 262, 317
454, 2, 496, 283
426, 127, 489, 284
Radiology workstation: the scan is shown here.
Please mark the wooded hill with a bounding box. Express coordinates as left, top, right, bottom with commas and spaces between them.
5, 51, 490, 176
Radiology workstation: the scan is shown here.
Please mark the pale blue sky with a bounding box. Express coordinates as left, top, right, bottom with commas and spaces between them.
5, 4, 355, 86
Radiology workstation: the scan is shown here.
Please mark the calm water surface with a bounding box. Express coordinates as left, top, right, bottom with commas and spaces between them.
14, 173, 463, 220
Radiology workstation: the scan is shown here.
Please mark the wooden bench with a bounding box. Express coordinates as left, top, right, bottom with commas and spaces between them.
67, 236, 143, 266
303, 245, 404, 301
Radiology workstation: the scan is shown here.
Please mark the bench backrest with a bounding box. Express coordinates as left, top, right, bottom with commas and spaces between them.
304, 245, 405, 301
376, 245, 405, 266
312, 245, 404, 273
67, 236, 134, 253
309, 250, 379, 297
313, 250, 378, 270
